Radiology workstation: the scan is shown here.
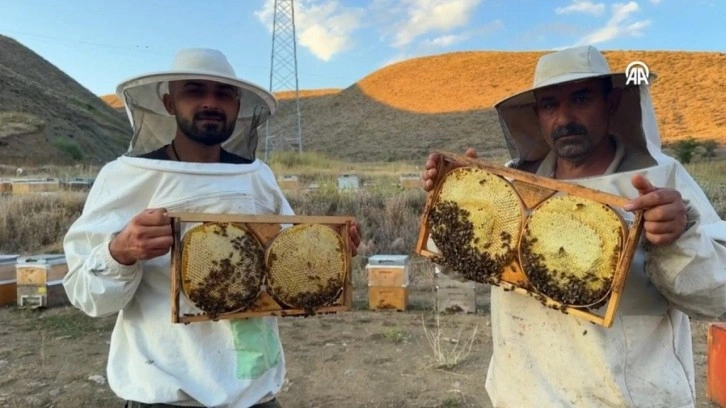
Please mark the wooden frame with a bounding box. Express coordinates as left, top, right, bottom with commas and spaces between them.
415, 151, 645, 328
168, 212, 354, 324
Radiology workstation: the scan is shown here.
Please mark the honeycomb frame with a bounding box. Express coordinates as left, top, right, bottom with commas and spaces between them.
168, 212, 355, 324
415, 151, 645, 328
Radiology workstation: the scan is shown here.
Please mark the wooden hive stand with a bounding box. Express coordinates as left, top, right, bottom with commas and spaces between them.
168, 212, 355, 324
415, 151, 645, 328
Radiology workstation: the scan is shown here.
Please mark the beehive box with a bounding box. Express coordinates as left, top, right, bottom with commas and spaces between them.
62, 177, 95, 191
16, 254, 68, 285
11, 179, 60, 194
435, 266, 476, 314
17, 282, 68, 308
708, 322, 726, 407
337, 174, 360, 191
399, 173, 421, 189
415, 151, 645, 328
367, 255, 409, 312
367, 255, 410, 287
278, 175, 300, 191
0, 255, 19, 306
368, 286, 408, 311
168, 212, 355, 324
16, 254, 69, 309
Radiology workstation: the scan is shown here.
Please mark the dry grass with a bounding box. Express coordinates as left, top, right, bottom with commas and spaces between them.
685, 159, 726, 218
0, 111, 45, 138
274, 88, 341, 100
267, 150, 422, 179
357, 50, 726, 143
3, 156, 726, 270
99, 94, 123, 109
99, 89, 343, 108
0, 191, 86, 254
421, 300, 479, 370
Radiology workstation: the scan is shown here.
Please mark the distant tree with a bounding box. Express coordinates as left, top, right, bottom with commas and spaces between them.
701, 139, 719, 159
673, 137, 700, 164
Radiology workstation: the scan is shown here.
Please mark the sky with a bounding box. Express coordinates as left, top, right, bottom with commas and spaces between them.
0, 0, 723, 96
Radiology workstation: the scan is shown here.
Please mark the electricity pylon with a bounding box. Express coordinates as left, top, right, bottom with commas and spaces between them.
264, 0, 302, 161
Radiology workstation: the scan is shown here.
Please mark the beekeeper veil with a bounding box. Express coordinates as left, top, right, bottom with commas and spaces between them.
115, 48, 277, 161
493, 45, 664, 171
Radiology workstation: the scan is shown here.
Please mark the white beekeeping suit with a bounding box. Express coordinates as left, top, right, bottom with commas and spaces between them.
480, 45, 726, 408
62, 49, 291, 407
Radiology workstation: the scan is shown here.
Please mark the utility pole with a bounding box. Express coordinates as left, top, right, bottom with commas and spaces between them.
265, 0, 303, 161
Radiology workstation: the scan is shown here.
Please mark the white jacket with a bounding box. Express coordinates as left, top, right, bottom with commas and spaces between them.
62, 157, 293, 407
483, 79, 726, 406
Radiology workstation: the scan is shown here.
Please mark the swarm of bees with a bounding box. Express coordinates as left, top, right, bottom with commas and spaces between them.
429, 167, 524, 283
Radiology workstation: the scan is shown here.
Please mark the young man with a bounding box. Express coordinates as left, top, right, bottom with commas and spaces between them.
422, 45, 726, 407
62, 48, 360, 408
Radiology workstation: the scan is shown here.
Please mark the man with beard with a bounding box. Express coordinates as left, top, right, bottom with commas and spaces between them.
135, 79, 253, 165
422, 45, 726, 406
62, 48, 360, 408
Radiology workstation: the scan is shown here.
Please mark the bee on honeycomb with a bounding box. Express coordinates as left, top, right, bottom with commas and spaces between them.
266, 223, 347, 315
520, 195, 624, 307
428, 167, 524, 283
181, 222, 265, 318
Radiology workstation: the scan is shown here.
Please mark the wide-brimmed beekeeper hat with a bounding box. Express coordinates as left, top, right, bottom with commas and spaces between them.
116, 48, 277, 161
493, 45, 658, 166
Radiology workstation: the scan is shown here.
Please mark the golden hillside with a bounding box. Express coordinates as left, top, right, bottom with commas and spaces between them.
356, 50, 726, 142
100, 88, 342, 109
100, 94, 124, 109
101, 50, 725, 145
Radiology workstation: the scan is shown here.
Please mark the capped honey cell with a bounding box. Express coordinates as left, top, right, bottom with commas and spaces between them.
429, 167, 525, 283
181, 222, 265, 317
519, 195, 625, 307
266, 223, 347, 313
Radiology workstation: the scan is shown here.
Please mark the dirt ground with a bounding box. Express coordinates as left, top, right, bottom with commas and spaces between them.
0, 287, 720, 408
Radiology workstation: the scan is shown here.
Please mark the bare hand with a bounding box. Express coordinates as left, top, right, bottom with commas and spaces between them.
623, 174, 687, 246
109, 208, 173, 265
349, 221, 361, 257
421, 148, 478, 192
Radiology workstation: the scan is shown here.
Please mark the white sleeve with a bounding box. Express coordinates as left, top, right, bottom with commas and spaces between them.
62, 164, 145, 317
644, 166, 726, 319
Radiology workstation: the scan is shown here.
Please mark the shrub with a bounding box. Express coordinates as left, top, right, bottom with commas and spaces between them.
673, 138, 700, 164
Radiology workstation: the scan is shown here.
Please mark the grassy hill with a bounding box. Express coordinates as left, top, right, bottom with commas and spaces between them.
2, 32, 723, 166
104, 50, 725, 163
0, 35, 130, 166
354, 50, 726, 142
